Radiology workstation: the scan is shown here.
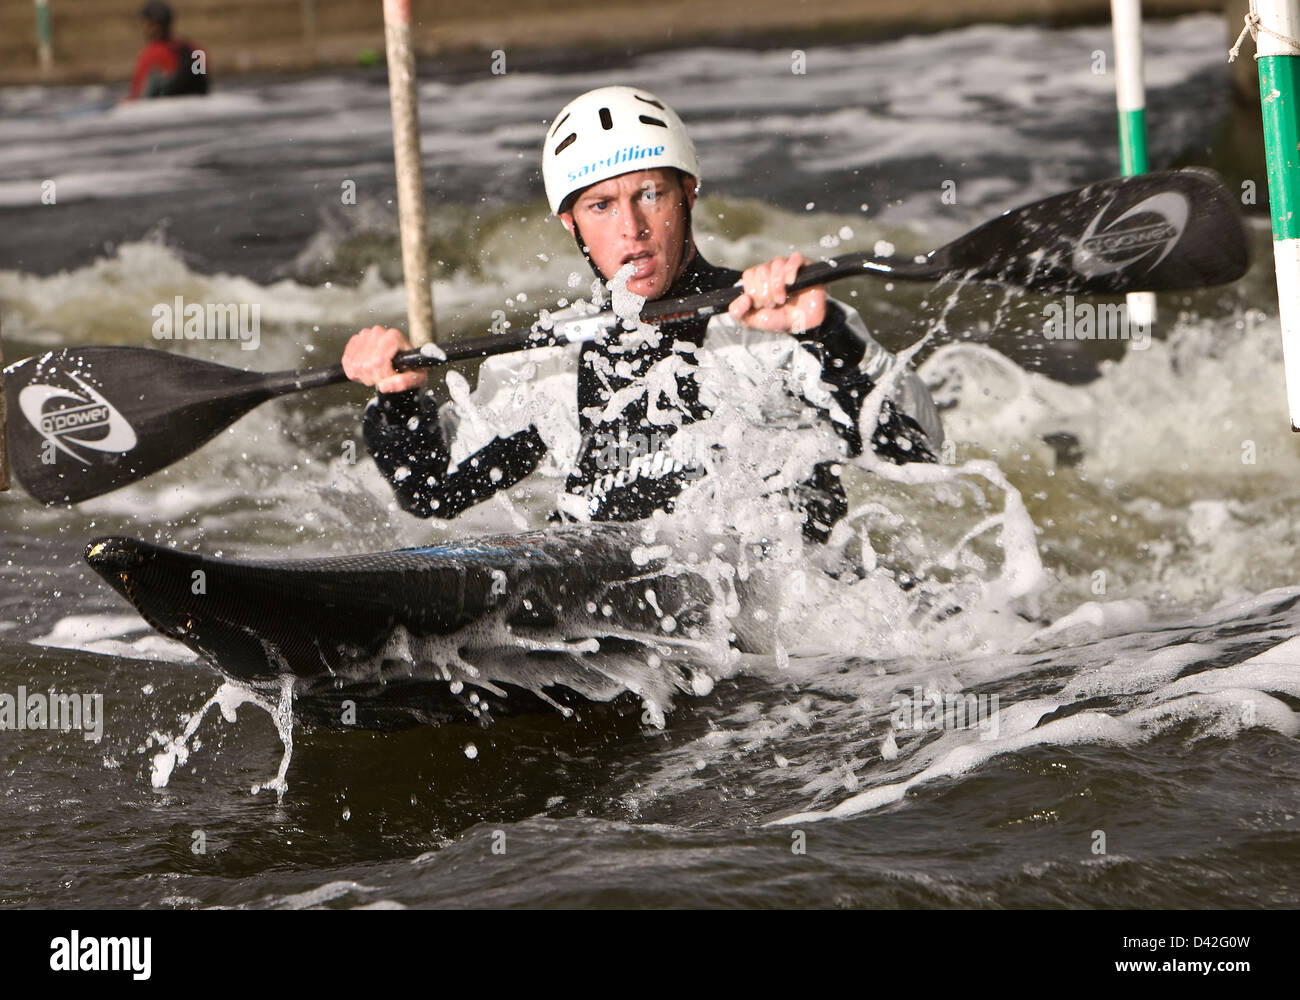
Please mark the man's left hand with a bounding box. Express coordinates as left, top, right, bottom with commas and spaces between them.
727, 252, 826, 334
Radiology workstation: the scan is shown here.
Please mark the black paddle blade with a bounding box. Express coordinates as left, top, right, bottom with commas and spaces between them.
3, 347, 275, 505
930, 168, 1249, 294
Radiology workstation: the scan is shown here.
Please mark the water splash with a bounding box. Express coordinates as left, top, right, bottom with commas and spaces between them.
150, 676, 295, 799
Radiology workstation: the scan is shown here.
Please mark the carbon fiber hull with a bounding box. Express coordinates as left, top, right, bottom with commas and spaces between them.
85, 524, 733, 726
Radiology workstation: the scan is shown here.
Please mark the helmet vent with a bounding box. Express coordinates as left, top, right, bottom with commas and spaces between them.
638, 115, 667, 128
598, 107, 613, 130
549, 112, 570, 137
634, 95, 665, 109
554, 132, 577, 154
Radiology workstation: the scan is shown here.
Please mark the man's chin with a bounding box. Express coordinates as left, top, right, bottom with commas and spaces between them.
625, 273, 670, 300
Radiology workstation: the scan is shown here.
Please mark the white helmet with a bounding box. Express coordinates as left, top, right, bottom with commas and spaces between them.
542, 86, 701, 215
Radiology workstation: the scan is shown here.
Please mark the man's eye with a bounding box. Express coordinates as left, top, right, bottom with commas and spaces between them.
591, 200, 609, 211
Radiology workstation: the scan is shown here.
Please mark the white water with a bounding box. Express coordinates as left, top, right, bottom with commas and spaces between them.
0, 15, 1228, 230
772, 600, 1300, 824
10, 223, 1297, 792
3, 13, 1293, 814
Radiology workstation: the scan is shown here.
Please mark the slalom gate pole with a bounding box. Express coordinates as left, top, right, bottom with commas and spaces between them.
1251, 0, 1300, 429
382, 0, 436, 346
1, 319, 10, 492
34, 0, 53, 73
1111, 0, 1157, 328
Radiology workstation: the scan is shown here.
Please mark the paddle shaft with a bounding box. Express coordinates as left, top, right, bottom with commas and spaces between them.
256, 249, 924, 399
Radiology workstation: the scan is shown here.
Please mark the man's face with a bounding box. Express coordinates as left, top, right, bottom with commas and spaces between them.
559, 168, 696, 300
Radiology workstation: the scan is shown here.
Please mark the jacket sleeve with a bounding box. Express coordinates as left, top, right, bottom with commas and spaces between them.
129, 43, 171, 99
793, 300, 943, 464
362, 387, 548, 518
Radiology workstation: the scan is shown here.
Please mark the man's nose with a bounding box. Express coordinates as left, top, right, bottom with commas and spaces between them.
618, 200, 650, 239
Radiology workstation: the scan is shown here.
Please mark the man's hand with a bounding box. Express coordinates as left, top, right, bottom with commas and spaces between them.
342, 326, 428, 394
727, 252, 826, 334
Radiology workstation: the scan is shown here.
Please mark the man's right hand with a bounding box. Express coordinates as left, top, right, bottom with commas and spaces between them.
342, 326, 428, 394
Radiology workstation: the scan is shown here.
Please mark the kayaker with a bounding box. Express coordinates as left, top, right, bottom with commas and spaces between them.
125, 1, 209, 101
344, 86, 943, 540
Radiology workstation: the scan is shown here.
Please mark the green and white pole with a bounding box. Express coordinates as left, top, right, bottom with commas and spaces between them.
1110, 0, 1156, 328
1256, 0, 1300, 430
34, 0, 53, 73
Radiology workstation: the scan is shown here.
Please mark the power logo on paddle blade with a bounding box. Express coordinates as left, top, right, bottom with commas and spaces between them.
18, 373, 138, 464
1072, 190, 1188, 278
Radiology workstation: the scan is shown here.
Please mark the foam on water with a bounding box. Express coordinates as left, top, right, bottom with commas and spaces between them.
32, 613, 195, 662
0, 16, 1228, 268
923, 303, 1300, 615
771, 610, 1300, 824
261, 880, 379, 910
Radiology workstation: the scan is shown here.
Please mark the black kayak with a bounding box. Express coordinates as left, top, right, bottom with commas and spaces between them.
85, 524, 737, 726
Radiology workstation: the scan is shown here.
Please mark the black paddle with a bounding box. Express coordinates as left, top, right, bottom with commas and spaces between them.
4, 168, 1248, 505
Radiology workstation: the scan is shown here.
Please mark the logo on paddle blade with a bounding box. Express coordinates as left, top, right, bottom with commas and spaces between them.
1072, 191, 1187, 278
18, 373, 138, 464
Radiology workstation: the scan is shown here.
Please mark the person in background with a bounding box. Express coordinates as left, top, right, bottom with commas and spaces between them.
125, 1, 209, 101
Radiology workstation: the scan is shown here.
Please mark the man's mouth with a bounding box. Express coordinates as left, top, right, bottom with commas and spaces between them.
621, 252, 656, 280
